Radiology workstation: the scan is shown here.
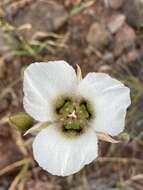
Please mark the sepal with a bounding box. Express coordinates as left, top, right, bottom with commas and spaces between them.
24, 122, 48, 136
96, 132, 120, 143
76, 64, 82, 82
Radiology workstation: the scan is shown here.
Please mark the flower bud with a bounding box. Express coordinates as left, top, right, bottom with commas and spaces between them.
9, 112, 34, 132
119, 132, 130, 142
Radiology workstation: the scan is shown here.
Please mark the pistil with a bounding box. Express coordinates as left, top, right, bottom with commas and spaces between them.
68, 110, 77, 119
54, 96, 94, 137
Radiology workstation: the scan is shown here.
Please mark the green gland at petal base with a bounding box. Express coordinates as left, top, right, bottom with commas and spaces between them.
64, 121, 81, 130
9, 112, 34, 132
77, 104, 90, 119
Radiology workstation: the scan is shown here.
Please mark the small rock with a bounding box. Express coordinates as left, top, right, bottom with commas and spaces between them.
114, 24, 136, 56
107, 14, 126, 34
10, 0, 68, 40
87, 22, 112, 50
116, 55, 127, 66
103, 52, 114, 63
126, 50, 139, 62
99, 65, 112, 72
105, 0, 124, 9
124, 0, 143, 27
117, 24, 136, 46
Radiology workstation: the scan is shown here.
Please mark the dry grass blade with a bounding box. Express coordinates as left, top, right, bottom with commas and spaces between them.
9, 163, 29, 190
97, 157, 143, 164
120, 174, 143, 187
0, 78, 21, 101
70, 0, 96, 17
18, 180, 25, 190
13, 130, 28, 156
0, 158, 31, 176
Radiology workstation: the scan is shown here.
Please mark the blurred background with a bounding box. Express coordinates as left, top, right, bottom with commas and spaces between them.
0, 0, 143, 189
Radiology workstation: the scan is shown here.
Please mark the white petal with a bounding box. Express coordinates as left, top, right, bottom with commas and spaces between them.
33, 126, 98, 176
23, 61, 77, 122
78, 73, 131, 136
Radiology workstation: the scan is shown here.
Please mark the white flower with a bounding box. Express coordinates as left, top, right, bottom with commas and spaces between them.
23, 61, 131, 176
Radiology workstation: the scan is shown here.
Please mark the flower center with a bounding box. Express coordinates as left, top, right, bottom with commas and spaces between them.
54, 96, 94, 137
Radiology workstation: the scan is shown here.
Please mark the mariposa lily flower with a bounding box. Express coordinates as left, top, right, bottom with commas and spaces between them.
23, 61, 131, 176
